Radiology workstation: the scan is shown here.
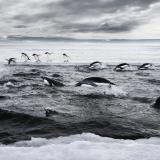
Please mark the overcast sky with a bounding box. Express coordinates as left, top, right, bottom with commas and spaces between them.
0, 0, 160, 39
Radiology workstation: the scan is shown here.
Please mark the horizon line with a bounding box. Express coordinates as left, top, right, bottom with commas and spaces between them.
0, 35, 160, 42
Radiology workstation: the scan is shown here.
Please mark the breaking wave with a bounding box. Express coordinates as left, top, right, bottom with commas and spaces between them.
0, 133, 160, 160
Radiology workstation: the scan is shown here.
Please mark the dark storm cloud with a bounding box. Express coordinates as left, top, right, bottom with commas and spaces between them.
14, 25, 27, 28
55, 20, 140, 33
44, 0, 159, 19
56, 0, 159, 14
13, 13, 54, 23
0, 0, 159, 36
98, 21, 140, 33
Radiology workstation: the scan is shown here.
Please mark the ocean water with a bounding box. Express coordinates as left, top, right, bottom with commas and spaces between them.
0, 40, 160, 160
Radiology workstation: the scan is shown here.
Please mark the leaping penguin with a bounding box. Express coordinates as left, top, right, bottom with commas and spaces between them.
6, 58, 16, 65
138, 63, 153, 70
32, 54, 41, 62
88, 61, 103, 70
114, 63, 130, 71
21, 53, 31, 62
75, 77, 115, 87
63, 53, 70, 63
45, 52, 53, 62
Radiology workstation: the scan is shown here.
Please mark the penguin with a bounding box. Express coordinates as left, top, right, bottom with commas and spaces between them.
6, 58, 16, 65
21, 53, 31, 62
63, 53, 70, 63
32, 54, 41, 62
138, 63, 153, 70
114, 63, 130, 71
75, 77, 115, 87
41, 76, 65, 87
88, 61, 103, 70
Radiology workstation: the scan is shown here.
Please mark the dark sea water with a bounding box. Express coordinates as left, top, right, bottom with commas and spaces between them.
0, 63, 160, 144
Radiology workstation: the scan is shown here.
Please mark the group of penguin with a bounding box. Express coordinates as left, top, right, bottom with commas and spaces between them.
6, 52, 70, 64
41, 61, 154, 89
42, 76, 117, 117
4, 55, 160, 116
87, 61, 154, 71
6, 53, 153, 71
43, 60, 160, 116
114, 62, 154, 71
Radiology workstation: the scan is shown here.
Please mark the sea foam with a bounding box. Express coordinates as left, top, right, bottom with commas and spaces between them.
0, 133, 160, 160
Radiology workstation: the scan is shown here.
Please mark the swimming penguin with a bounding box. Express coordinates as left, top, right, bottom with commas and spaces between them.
21, 53, 31, 62
114, 63, 130, 71
88, 61, 103, 70
44, 108, 59, 117
152, 97, 160, 109
32, 54, 41, 62
41, 76, 65, 87
75, 77, 115, 87
63, 53, 70, 63
6, 58, 16, 65
138, 63, 153, 70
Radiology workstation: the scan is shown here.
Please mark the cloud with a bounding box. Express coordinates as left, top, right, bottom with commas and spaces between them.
53, 20, 140, 33
14, 25, 27, 28
0, 0, 159, 38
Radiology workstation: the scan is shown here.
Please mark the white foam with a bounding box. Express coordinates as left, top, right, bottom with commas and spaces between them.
4, 81, 15, 88
89, 63, 106, 70
74, 85, 127, 97
0, 133, 160, 160
105, 85, 127, 97
43, 79, 50, 86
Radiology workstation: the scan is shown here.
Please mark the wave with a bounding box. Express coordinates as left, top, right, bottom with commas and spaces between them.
74, 85, 127, 97
0, 95, 10, 100
12, 71, 41, 77
135, 72, 150, 77
0, 109, 67, 144
0, 108, 157, 144
131, 97, 153, 103
105, 85, 127, 97
0, 133, 160, 160
147, 79, 160, 85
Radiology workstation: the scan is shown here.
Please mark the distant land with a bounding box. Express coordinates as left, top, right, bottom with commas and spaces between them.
0, 35, 160, 42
